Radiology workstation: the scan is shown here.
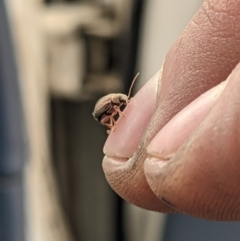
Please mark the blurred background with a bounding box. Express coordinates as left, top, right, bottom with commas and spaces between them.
2, 0, 240, 241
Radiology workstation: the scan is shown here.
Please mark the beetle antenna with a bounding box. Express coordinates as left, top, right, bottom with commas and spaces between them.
127, 72, 139, 98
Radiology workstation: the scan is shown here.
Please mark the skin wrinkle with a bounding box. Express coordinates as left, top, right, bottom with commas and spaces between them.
208, 0, 238, 15
203, 1, 240, 36
203, 3, 236, 28
104, 150, 171, 211
201, 3, 215, 28
190, 3, 240, 52
162, 159, 215, 218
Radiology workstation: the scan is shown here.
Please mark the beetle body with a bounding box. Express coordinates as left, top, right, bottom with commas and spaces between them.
92, 73, 139, 134
92, 93, 128, 133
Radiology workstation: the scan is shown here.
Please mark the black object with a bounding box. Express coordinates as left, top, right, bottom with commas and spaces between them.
0, 0, 26, 240
117, 0, 145, 94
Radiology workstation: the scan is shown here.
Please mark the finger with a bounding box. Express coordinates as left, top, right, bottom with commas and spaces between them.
103, 71, 159, 158
103, 70, 174, 212
103, 0, 240, 211
146, 80, 227, 160
145, 63, 240, 220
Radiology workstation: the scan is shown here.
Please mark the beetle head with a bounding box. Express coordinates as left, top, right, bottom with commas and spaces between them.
111, 94, 128, 104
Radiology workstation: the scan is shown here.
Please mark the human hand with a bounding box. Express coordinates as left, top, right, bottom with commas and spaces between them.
102, 0, 240, 220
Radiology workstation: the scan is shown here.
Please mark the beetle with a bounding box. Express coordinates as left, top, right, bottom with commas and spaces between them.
92, 73, 139, 134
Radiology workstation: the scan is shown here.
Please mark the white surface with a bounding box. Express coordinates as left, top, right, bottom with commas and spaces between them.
137, 0, 204, 89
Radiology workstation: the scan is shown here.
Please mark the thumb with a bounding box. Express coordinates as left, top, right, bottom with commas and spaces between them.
145, 63, 240, 220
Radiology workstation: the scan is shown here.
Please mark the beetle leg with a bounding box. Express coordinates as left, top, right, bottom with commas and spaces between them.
107, 117, 116, 134
113, 106, 126, 117
100, 116, 116, 134
100, 116, 111, 127
101, 118, 113, 129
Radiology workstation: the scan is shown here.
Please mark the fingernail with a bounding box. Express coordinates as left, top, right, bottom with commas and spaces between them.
103, 71, 160, 158
147, 80, 227, 159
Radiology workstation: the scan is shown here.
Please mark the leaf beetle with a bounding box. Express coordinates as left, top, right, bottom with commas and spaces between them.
92, 73, 139, 134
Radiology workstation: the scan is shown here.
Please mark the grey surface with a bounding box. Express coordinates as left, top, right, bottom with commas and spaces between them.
0, 0, 25, 240
163, 214, 240, 241
0, 0, 25, 175
0, 176, 24, 241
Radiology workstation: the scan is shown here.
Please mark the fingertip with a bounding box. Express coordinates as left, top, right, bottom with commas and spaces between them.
103, 71, 159, 158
